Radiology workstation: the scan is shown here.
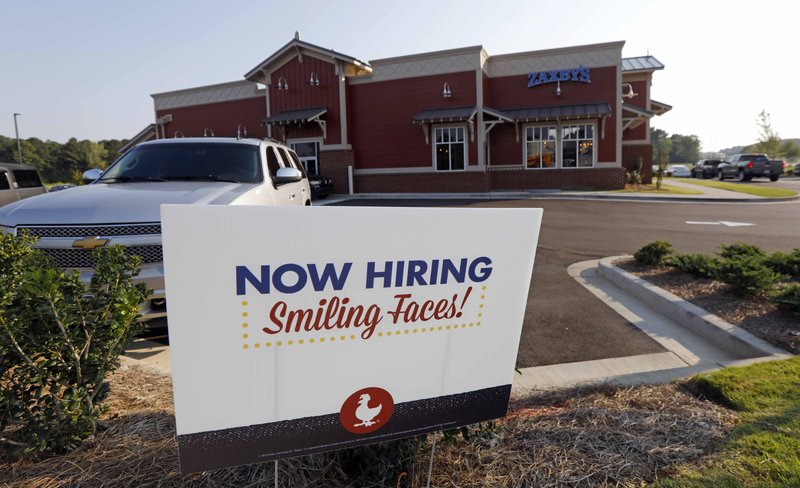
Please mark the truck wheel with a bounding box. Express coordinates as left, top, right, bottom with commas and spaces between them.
718, 171, 725, 181
738, 169, 746, 182
770, 175, 779, 182
703, 171, 711, 179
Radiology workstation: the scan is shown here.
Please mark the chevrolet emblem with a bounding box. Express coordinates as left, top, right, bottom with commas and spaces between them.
72, 236, 109, 249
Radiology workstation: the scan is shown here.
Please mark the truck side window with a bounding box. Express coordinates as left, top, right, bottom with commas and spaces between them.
0, 171, 10, 190
277, 147, 306, 178
266, 147, 282, 181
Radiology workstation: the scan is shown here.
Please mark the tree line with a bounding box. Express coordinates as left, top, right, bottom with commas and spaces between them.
0, 136, 127, 184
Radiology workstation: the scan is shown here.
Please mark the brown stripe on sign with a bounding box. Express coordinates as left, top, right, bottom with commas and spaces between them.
177, 384, 511, 475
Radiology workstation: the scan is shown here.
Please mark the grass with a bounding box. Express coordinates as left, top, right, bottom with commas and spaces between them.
669, 178, 798, 198
615, 183, 703, 195
655, 356, 800, 487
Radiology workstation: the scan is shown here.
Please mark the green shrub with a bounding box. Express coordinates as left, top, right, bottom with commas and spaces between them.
715, 255, 784, 294
771, 284, 800, 312
634, 241, 673, 265
667, 253, 719, 279
765, 249, 800, 279
718, 242, 766, 261
0, 234, 151, 454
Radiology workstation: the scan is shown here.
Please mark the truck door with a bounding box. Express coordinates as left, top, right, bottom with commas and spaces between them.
266, 146, 304, 206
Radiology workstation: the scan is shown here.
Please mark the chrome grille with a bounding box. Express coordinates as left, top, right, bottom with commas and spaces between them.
41, 245, 163, 268
19, 224, 161, 238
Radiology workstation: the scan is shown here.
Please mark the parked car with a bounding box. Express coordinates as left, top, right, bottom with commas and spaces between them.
0, 162, 47, 207
0, 137, 311, 325
309, 174, 334, 199
717, 153, 784, 182
794, 163, 800, 177
690, 159, 725, 179
664, 164, 691, 177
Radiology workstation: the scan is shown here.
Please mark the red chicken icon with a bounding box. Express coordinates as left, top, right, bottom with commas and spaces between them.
340, 387, 394, 434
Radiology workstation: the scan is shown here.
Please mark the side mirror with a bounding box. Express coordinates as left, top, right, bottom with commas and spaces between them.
82, 168, 103, 184
274, 167, 302, 185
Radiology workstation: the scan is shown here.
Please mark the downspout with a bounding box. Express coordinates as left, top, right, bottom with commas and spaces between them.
262, 69, 272, 139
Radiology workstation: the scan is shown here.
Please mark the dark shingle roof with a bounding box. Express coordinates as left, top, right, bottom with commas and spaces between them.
622, 56, 664, 72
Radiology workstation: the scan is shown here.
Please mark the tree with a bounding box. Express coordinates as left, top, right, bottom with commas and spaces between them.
651, 128, 671, 189
668, 134, 701, 164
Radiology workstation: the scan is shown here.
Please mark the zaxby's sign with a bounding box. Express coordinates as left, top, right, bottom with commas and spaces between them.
527, 65, 591, 88
162, 205, 542, 474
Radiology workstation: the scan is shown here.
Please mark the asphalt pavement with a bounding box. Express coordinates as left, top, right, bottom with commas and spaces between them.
127, 178, 798, 389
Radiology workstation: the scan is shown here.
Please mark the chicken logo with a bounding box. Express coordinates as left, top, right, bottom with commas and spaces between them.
339, 387, 394, 435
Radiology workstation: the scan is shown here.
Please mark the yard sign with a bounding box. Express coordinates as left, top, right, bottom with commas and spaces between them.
162, 205, 542, 474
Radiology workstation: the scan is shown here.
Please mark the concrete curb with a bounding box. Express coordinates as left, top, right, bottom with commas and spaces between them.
321, 192, 799, 204
597, 256, 791, 362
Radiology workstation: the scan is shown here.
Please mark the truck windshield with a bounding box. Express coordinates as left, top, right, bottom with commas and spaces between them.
100, 143, 262, 184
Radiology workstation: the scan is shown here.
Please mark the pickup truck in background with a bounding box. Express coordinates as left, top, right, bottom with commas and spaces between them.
717, 153, 785, 182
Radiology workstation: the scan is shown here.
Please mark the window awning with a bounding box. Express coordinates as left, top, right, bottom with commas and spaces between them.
499, 102, 612, 123
622, 102, 654, 131
262, 107, 328, 139
650, 99, 672, 116
263, 107, 327, 125
412, 106, 478, 124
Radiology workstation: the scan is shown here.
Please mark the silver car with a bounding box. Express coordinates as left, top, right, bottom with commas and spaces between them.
0, 137, 311, 324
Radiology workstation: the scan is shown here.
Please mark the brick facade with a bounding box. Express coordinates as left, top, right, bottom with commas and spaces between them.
355, 171, 490, 193
320, 148, 353, 194
622, 144, 654, 183
489, 167, 626, 191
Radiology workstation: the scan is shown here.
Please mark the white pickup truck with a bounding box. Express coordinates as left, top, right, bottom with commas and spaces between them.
0, 137, 311, 324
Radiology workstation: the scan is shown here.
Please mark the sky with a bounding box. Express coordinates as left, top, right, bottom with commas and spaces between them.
0, 0, 797, 152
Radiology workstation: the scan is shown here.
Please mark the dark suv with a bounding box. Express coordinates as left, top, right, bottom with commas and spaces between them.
690, 159, 725, 179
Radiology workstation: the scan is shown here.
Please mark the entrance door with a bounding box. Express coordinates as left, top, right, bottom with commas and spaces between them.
289, 140, 321, 176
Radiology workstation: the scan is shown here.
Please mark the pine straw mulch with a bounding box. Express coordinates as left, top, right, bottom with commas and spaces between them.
615, 258, 800, 355
0, 362, 738, 488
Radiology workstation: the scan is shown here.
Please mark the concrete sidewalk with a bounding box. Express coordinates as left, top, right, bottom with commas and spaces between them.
511, 258, 790, 395
318, 178, 797, 205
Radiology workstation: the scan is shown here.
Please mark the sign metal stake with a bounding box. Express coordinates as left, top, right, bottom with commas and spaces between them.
274, 460, 278, 487
425, 436, 437, 488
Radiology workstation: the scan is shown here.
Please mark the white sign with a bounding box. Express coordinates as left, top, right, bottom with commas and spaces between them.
162, 205, 542, 474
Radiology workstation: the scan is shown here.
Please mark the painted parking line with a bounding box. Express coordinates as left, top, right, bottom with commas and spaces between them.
685, 221, 755, 227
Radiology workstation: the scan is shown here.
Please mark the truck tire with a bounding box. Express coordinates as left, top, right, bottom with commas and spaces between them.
770, 174, 779, 182
738, 169, 747, 182
718, 171, 725, 181
703, 171, 711, 179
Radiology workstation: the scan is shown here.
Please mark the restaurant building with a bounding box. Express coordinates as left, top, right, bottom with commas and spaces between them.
132, 34, 670, 194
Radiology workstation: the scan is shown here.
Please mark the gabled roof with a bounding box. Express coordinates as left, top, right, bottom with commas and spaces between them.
622, 56, 664, 72
244, 37, 371, 82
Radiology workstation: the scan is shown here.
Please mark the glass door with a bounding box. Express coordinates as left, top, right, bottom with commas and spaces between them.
289, 140, 321, 176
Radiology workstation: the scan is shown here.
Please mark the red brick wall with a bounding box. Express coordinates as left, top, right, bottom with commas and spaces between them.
622, 80, 649, 141
156, 97, 267, 139
489, 167, 625, 190
355, 171, 489, 193
270, 56, 341, 145
319, 149, 353, 194
486, 66, 618, 164
349, 71, 478, 170
622, 144, 654, 183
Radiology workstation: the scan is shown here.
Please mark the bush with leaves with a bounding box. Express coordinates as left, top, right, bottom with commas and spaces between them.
714, 255, 784, 295
634, 241, 673, 266
770, 284, 800, 312
0, 234, 150, 454
718, 242, 767, 261
765, 249, 800, 279
667, 253, 720, 279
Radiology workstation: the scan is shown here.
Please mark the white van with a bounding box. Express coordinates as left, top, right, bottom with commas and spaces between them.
0, 162, 47, 207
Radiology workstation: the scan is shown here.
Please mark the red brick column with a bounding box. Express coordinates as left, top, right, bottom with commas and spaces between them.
319, 149, 354, 195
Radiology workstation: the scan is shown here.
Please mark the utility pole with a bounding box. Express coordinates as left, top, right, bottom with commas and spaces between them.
13, 113, 22, 164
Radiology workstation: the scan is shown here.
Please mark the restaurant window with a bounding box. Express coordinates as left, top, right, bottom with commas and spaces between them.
525, 125, 557, 169
561, 123, 595, 168
434, 126, 466, 171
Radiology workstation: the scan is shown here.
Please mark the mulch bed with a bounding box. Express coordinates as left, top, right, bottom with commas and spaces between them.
0, 362, 737, 487
616, 258, 800, 355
